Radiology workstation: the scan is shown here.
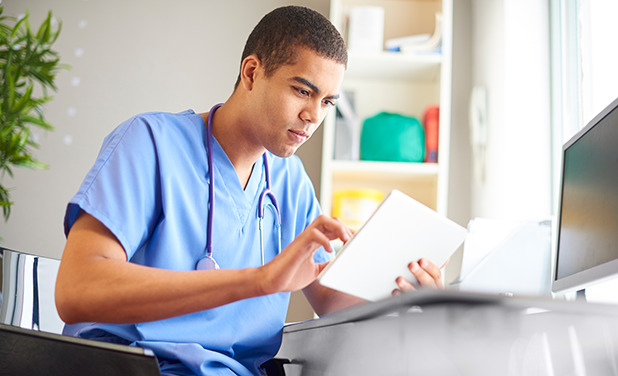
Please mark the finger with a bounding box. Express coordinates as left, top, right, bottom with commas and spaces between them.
419, 258, 442, 284
328, 220, 352, 243
332, 216, 354, 242
419, 258, 444, 288
315, 261, 331, 275
313, 215, 353, 243
395, 276, 416, 292
278, 226, 332, 266
305, 227, 334, 253
409, 261, 437, 288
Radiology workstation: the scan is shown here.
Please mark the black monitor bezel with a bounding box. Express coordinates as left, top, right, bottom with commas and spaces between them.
552, 95, 618, 293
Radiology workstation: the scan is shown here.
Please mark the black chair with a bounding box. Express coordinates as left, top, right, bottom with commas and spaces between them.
0, 247, 161, 375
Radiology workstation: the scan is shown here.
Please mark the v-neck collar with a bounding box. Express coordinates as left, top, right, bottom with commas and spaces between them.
209, 128, 266, 227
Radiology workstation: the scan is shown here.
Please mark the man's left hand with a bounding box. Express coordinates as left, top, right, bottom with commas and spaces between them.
392, 258, 445, 295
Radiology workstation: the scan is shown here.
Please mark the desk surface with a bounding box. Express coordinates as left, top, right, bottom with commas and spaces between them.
277, 289, 618, 376
284, 288, 618, 332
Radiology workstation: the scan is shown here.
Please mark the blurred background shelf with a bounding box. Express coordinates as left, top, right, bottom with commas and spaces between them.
321, 0, 453, 219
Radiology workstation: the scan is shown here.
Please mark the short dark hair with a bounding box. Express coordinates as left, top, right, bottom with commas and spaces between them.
234, 6, 347, 89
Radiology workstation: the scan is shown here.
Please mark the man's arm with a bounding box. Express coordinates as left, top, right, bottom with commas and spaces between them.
55, 212, 266, 324
303, 281, 366, 317
55, 212, 350, 324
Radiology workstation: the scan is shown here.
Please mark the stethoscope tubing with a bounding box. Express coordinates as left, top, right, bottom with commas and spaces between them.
202, 103, 281, 269
206, 104, 217, 257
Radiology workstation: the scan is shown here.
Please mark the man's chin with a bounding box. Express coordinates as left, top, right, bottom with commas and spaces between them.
269, 145, 301, 158
273, 150, 296, 158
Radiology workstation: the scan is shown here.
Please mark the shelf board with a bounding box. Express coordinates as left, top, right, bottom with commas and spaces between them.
346, 51, 442, 81
328, 160, 439, 211
331, 160, 439, 176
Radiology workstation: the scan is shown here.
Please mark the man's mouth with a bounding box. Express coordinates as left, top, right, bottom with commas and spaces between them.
288, 129, 309, 143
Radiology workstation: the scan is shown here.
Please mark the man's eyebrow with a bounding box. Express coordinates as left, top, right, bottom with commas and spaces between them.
292, 76, 340, 100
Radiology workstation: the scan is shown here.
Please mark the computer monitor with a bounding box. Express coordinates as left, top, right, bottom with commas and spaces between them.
552, 95, 618, 295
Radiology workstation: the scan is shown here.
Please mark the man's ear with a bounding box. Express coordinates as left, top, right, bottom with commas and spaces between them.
239, 55, 262, 91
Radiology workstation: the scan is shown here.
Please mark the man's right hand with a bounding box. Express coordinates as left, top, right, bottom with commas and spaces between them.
258, 215, 352, 295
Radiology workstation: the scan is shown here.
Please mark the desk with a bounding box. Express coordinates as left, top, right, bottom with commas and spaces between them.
276, 290, 618, 375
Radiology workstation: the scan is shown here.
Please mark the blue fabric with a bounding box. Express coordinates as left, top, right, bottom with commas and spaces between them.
63, 110, 327, 375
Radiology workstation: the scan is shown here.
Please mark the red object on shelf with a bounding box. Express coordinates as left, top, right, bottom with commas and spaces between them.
423, 105, 439, 162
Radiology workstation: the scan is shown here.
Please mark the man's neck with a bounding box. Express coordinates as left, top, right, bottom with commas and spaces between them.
202, 101, 264, 190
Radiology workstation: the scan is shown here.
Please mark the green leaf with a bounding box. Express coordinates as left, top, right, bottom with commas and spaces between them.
0, 185, 13, 221
36, 13, 51, 42
0, 8, 69, 222
11, 83, 33, 113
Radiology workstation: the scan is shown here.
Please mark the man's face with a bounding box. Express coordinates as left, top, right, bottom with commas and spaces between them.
247, 48, 345, 158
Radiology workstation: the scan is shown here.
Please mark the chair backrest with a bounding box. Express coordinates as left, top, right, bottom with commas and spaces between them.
0, 247, 64, 334
0, 247, 162, 375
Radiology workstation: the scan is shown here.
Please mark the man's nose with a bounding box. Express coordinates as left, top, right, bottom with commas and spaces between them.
300, 100, 322, 125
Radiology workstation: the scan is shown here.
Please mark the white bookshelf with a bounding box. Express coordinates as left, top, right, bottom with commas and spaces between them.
321, 0, 453, 216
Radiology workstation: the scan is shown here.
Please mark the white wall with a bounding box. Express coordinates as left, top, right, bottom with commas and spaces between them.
581, 0, 618, 125
447, 0, 473, 227
443, 0, 472, 284
443, 0, 552, 284
469, 0, 552, 221
1, 0, 328, 260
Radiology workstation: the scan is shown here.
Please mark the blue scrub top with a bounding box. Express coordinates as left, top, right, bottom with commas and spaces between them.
64, 110, 329, 375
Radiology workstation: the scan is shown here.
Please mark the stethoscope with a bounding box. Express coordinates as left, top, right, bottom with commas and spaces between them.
196, 103, 282, 270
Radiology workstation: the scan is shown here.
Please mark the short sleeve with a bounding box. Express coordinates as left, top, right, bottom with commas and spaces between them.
64, 115, 162, 259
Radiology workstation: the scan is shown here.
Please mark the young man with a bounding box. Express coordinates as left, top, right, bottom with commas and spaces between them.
55, 6, 444, 375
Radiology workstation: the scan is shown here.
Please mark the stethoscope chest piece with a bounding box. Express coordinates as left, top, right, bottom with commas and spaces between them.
196, 254, 220, 270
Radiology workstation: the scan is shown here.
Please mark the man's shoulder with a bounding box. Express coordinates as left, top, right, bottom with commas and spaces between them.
99, 109, 203, 157
112, 109, 201, 139
125, 109, 197, 128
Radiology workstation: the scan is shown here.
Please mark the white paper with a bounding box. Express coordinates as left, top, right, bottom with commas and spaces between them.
457, 218, 524, 281
451, 217, 553, 296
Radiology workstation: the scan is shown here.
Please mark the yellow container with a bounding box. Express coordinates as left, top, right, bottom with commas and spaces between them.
332, 189, 385, 230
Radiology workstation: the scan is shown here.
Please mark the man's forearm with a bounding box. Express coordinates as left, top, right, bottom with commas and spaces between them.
55, 213, 267, 324
302, 280, 366, 317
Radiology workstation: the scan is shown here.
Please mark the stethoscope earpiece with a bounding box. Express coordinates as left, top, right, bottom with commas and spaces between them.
196, 103, 282, 271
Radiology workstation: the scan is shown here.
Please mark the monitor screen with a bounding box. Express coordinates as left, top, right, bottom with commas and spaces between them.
553, 96, 618, 293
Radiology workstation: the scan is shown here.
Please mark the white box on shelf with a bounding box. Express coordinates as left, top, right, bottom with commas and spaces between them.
347, 6, 384, 52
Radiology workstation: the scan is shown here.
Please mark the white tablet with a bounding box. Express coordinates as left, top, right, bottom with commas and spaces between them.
318, 189, 467, 301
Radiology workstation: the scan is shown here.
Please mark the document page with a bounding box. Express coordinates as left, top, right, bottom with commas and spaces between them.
318, 189, 467, 301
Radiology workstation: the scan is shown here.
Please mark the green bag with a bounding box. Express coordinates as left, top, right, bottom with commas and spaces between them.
360, 112, 425, 162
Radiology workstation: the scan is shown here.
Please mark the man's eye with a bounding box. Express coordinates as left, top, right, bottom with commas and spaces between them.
324, 100, 336, 108
295, 87, 310, 96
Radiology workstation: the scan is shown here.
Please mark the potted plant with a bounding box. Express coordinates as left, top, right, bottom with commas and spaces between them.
0, 7, 68, 222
